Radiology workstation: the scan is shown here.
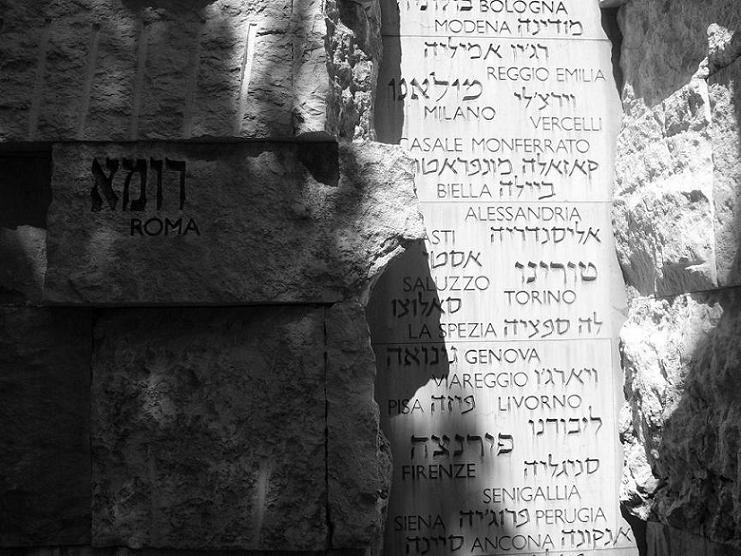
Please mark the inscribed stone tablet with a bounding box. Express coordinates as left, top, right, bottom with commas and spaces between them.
45, 142, 422, 305
369, 0, 637, 554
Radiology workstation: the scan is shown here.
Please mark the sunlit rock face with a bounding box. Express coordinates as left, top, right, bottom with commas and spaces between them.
614, 0, 741, 297
615, 0, 741, 551
0, 0, 420, 552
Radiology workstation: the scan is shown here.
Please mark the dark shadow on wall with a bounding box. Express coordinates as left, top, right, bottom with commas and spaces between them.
366, 1, 521, 551
0, 146, 51, 303
367, 241, 452, 422
621, 505, 648, 556
373, 0, 403, 144
0, 147, 51, 229
714, 33, 741, 286
366, 241, 456, 556
601, 7, 624, 96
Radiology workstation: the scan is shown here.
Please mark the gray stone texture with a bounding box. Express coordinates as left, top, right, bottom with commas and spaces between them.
0, 0, 330, 141
647, 521, 741, 556
0, 226, 46, 303
0, 307, 92, 546
615, 0, 741, 549
613, 0, 741, 298
45, 141, 423, 305
92, 306, 328, 549
0, 0, 410, 553
326, 302, 391, 550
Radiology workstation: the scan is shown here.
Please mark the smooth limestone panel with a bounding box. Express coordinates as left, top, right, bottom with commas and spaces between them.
381, 0, 611, 40
369, 0, 636, 554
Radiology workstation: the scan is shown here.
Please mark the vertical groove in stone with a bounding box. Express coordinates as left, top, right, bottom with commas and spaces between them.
250, 460, 269, 547
181, 22, 203, 139
233, 23, 258, 137
27, 18, 51, 140
76, 23, 101, 140
130, 21, 150, 141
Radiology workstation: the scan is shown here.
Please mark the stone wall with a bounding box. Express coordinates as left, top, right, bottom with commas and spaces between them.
612, 0, 741, 553
0, 0, 424, 553
10, 0, 741, 553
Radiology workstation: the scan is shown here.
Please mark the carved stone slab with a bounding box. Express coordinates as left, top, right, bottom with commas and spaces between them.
381, 0, 611, 39
45, 141, 423, 305
369, 0, 637, 554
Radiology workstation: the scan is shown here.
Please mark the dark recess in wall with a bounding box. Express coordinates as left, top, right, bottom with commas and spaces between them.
0, 146, 52, 229
601, 7, 624, 95
298, 142, 340, 187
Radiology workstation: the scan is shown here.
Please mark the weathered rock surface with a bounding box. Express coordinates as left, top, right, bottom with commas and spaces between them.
326, 302, 391, 550
91, 303, 395, 551
45, 141, 423, 305
0, 149, 52, 302
615, 0, 741, 550
0, 0, 329, 141
613, 0, 741, 298
646, 521, 741, 556
92, 306, 328, 549
1, 0, 407, 553
0, 307, 92, 546
622, 290, 741, 548
325, 0, 382, 140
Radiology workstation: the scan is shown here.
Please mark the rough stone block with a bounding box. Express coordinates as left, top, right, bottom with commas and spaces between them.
44, 141, 423, 305
326, 302, 391, 550
91, 306, 328, 549
0, 307, 92, 546
621, 290, 741, 545
0, 0, 329, 141
709, 56, 741, 287
613, 0, 741, 297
